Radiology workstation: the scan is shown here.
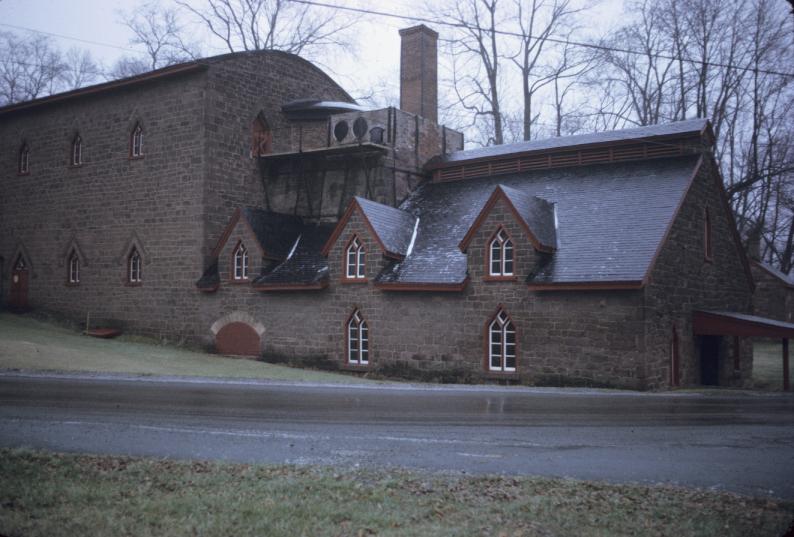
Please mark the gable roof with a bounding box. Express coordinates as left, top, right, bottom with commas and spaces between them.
459, 185, 557, 253
211, 207, 303, 260
753, 260, 794, 288
376, 155, 702, 287
322, 197, 417, 259
253, 223, 336, 289
432, 118, 711, 168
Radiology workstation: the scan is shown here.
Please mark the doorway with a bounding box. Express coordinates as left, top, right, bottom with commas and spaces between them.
9, 255, 29, 312
700, 335, 721, 386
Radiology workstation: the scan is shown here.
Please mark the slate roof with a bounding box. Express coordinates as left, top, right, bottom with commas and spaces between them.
436, 119, 709, 166
355, 197, 418, 258
498, 185, 557, 250
253, 223, 336, 286
242, 208, 303, 259
754, 260, 794, 288
376, 155, 701, 286
196, 260, 220, 290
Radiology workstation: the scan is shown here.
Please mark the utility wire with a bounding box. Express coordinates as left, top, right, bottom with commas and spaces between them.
288, 0, 794, 79
0, 22, 146, 55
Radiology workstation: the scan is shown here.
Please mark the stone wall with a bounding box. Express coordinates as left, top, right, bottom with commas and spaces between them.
751, 262, 794, 323
643, 157, 754, 388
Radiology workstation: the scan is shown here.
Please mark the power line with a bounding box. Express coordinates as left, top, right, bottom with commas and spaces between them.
289, 0, 794, 79
0, 23, 146, 56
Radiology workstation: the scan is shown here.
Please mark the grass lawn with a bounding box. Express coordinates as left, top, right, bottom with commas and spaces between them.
0, 313, 369, 384
1, 450, 792, 537
753, 340, 790, 390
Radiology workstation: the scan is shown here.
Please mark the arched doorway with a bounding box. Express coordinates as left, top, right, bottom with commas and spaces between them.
9, 255, 29, 312
215, 322, 261, 357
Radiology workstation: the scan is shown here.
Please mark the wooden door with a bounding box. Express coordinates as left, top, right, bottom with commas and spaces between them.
8, 256, 29, 312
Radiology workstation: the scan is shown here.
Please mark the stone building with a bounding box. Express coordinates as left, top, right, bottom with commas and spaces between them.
2, 25, 792, 390
751, 260, 794, 323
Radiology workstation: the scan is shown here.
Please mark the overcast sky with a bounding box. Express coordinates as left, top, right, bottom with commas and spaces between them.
0, 0, 623, 101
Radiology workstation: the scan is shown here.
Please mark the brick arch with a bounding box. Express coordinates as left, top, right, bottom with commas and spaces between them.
211, 312, 265, 357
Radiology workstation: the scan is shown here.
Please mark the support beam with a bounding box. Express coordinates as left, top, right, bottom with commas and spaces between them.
783, 338, 791, 392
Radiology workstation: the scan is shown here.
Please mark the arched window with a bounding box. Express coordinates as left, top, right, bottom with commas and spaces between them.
251, 115, 272, 156
489, 228, 514, 276
347, 310, 369, 365
128, 247, 142, 283
18, 143, 30, 174
233, 243, 249, 280
130, 123, 144, 157
345, 236, 366, 279
704, 207, 713, 261
71, 134, 82, 166
68, 250, 80, 284
488, 309, 516, 372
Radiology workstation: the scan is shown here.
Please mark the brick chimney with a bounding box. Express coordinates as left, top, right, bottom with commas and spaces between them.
399, 25, 438, 123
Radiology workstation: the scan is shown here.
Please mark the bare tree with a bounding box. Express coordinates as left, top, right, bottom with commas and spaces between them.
510, 0, 582, 140
436, 0, 505, 146
63, 47, 100, 90
0, 31, 67, 105
119, 2, 200, 70
176, 0, 353, 58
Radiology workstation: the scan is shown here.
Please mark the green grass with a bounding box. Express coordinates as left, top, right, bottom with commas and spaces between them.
0, 449, 791, 537
753, 340, 790, 390
0, 313, 370, 384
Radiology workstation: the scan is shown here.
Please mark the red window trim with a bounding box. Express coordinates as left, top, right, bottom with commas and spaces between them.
341, 234, 367, 283
482, 305, 518, 374
344, 308, 371, 368
230, 240, 250, 283
704, 207, 713, 262
485, 225, 515, 279
129, 123, 144, 159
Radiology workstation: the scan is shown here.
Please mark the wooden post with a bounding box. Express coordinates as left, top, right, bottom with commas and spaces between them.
783, 338, 791, 392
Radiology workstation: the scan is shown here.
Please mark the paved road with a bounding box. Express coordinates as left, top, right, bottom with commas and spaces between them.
1, 373, 793, 498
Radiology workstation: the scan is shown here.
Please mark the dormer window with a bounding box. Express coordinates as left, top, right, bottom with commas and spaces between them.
131, 123, 143, 157
488, 309, 516, 372
233, 243, 249, 280
68, 250, 80, 284
489, 228, 514, 276
128, 248, 142, 283
71, 135, 82, 166
345, 236, 366, 279
18, 143, 30, 174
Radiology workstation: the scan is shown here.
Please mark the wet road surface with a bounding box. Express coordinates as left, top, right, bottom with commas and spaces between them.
1, 373, 793, 498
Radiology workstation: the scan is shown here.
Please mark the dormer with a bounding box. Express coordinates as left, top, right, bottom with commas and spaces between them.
459, 185, 556, 281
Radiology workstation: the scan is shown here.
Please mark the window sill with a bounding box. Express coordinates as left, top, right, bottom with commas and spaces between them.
341, 278, 368, 284
128, 155, 144, 160
68, 163, 83, 169
704, 255, 713, 264
484, 370, 519, 380
229, 279, 251, 285
65, 282, 80, 287
125, 281, 143, 287
483, 275, 518, 282
17, 171, 30, 176
341, 362, 371, 372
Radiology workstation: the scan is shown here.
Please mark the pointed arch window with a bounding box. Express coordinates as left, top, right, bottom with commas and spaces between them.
71, 134, 82, 166
233, 243, 249, 280
251, 115, 272, 156
345, 236, 366, 279
489, 228, 514, 276
130, 123, 144, 157
68, 250, 80, 284
347, 310, 369, 365
128, 247, 142, 283
704, 207, 713, 261
18, 143, 30, 174
488, 309, 516, 372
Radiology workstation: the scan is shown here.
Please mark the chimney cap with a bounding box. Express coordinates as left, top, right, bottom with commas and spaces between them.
398, 24, 439, 38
